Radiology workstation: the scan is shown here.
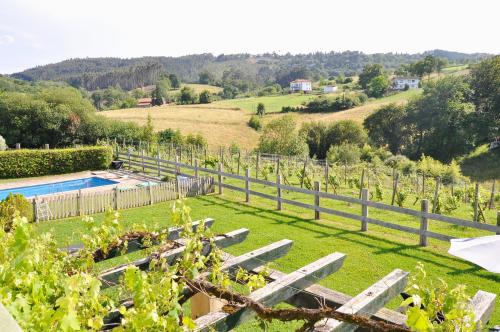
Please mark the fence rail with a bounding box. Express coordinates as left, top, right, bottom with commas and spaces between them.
33, 176, 214, 221
118, 151, 500, 247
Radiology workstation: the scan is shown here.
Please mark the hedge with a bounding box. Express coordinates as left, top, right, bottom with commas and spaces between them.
0, 146, 113, 178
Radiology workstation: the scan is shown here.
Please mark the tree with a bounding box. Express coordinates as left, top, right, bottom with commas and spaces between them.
256, 103, 265, 116
151, 85, 164, 106
142, 113, 156, 143
363, 103, 408, 154
179, 86, 198, 104
199, 90, 212, 104
366, 75, 390, 98
358, 64, 385, 89
257, 115, 308, 156
158, 128, 183, 145
404, 76, 475, 162
469, 56, 500, 143
199, 71, 216, 85
168, 74, 180, 89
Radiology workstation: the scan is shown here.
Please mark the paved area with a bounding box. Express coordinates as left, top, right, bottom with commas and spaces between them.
0, 170, 161, 197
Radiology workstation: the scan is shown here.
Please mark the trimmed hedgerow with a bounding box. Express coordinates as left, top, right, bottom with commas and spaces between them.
0, 146, 113, 178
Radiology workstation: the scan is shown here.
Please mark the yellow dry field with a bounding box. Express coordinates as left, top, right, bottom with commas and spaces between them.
101, 104, 259, 149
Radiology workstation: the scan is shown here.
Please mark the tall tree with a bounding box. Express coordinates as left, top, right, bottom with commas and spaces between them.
358, 64, 385, 89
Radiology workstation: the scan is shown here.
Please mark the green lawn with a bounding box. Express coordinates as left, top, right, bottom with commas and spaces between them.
35, 187, 500, 329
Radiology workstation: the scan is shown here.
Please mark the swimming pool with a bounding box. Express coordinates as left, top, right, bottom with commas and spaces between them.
0, 177, 119, 200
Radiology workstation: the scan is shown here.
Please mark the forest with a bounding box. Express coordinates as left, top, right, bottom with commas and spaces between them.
11, 50, 490, 91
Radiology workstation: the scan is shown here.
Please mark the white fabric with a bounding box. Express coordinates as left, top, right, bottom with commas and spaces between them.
448, 235, 500, 273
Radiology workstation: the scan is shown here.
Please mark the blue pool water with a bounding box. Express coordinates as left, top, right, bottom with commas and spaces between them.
0, 177, 119, 200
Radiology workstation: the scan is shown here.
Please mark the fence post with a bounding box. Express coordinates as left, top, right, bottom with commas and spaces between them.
114, 187, 119, 210
141, 149, 145, 173
314, 181, 320, 220
432, 177, 441, 213
391, 172, 399, 206
33, 196, 39, 222
78, 189, 83, 216
237, 152, 241, 175
276, 157, 280, 176
127, 150, 131, 170
361, 188, 369, 231
474, 182, 479, 222
218, 163, 223, 195
175, 156, 180, 176
148, 183, 153, 205
277, 173, 282, 211
194, 159, 199, 178
419, 199, 429, 247
156, 151, 161, 178
489, 180, 496, 209
245, 168, 250, 203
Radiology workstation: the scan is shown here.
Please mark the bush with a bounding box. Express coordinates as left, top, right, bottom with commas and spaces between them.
327, 143, 361, 165
0, 194, 33, 231
248, 115, 262, 131
300, 93, 366, 113
0, 146, 113, 178
199, 90, 212, 104
0, 135, 6, 151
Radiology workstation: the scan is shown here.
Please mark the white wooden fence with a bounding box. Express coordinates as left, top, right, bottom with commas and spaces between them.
33, 177, 214, 221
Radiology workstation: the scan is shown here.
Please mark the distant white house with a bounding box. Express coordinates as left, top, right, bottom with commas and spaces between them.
323, 85, 338, 93
392, 77, 420, 90
290, 79, 312, 93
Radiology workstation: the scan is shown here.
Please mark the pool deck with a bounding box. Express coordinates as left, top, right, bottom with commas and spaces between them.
0, 170, 161, 197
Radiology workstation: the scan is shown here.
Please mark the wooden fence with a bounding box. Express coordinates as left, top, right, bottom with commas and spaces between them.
118, 151, 500, 247
33, 176, 214, 221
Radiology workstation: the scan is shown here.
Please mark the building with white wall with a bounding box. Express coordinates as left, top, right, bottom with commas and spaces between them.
323, 85, 338, 93
290, 79, 312, 92
392, 77, 420, 90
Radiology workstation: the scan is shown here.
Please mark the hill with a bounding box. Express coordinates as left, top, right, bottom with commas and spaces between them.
10, 50, 491, 91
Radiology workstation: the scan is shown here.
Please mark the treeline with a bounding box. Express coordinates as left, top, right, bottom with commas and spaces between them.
11, 50, 491, 91
0, 77, 151, 148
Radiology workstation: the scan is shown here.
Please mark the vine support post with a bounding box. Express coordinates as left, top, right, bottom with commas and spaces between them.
474, 182, 480, 222
422, 173, 426, 196
301, 158, 308, 188
276, 157, 280, 176
277, 173, 282, 211
314, 181, 320, 220
419, 199, 429, 247
489, 180, 496, 209
245, 168, 250, 203
256, 153, 260, 179
218, 163, 223, 195
324, 159, 329, 193
361, 188, 369, 232
358, 168, 365, 199
194, 159, 199, 178
432, 177, 441, 213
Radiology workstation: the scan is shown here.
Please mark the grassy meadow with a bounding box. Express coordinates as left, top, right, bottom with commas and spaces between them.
102, 89, 422, 150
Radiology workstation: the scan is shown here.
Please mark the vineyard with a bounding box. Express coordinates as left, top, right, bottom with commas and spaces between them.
108, 140, 499, 229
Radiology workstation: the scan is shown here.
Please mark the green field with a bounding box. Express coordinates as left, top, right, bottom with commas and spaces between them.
213, 93, 317, 113
35, 177, 500, 329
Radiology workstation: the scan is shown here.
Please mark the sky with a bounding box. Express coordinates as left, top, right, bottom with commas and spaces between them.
0, 0, 499, 74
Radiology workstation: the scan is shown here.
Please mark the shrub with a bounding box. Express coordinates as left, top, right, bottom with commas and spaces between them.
327, 143, 361, 165
248, 115, 262, 131
0, 135, 6, 151
199, 90, 212, 104
0, 194, 33, 231
300, 93, 366, 113
0, 146, 113, 178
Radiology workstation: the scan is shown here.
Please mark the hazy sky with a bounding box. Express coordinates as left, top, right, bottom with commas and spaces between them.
1, 0, 499, 74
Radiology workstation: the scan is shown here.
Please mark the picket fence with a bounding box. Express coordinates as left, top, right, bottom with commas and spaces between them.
32, 176, 214, 221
